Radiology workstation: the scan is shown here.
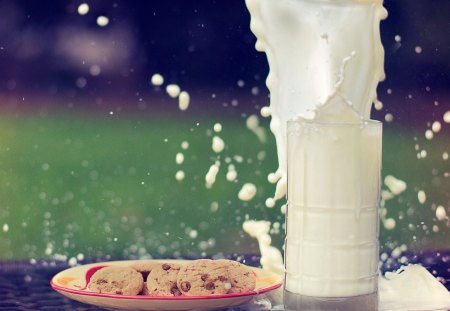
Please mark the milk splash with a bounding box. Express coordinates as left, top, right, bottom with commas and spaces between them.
246, 0, 387, 203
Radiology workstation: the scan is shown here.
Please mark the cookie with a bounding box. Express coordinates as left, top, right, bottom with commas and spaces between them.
146, 262, 183, 296
129, 261, 158, 281
215, 259, 256, 293
87, 266, 144, 295
177, 259, 231, 296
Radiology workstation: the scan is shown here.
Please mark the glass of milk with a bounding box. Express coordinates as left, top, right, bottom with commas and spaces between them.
284, 119, 382, 310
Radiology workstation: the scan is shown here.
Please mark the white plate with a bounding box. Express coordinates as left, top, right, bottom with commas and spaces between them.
50, 259, 283, 311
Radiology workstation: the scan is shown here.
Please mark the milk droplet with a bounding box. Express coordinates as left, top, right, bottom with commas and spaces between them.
2, 224, 9, 232
175, 153, 184, 165
417, 190, 426, 204
431, 121, 441, 133
213, 123, 222, 132
151, 73, 164, 86
374, 100, 383, 110
89, 65, 101, 76
385, 113, 394, 122
394, 35, 402, 42
205, 163, 220, 187
265, 198, 275, 208
267, 172, 279, 184
96, 16, 109, 27
414, 46, 422, 54
260, 106, 271, 117
246, 114, 259, 130
181, 141, 189, 150
166, 84, 181, 98
384, 175, 407, 195
443, 152, 449, 160
226, 170, 237, 182
175, 170, 185, 181
435, 206, 447, 221
384, 218, 396, 230
238, 183, 257, 201
212, 136, 225, 153
189, 230, 198, 239
224, 282, 232, 290
425, 130, 434, 140
178, 91, 190, 111
443, 111, 450, 123
77, 3, 89, 15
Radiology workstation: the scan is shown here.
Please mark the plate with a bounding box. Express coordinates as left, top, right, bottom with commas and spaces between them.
50, 259, 283, 310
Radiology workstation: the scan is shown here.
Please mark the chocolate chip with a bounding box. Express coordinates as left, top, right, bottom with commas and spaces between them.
218, 275, 227, 282
96, 279, 107, 284
162, 264, 171, 270
180, 281, 191, 292
115, 290, 122, 295
171, 286, 182, 296
201, 274, 209, 281
205, 282, 215, 290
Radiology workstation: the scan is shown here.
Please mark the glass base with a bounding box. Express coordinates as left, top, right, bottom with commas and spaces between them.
284, 289, 378, 311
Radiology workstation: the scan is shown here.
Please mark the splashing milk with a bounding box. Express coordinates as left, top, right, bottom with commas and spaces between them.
244, 0, 450, 308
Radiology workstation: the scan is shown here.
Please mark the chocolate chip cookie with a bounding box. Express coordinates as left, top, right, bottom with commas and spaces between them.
215, 259, 256, 293
87, 266, 144, 295
146, 262, 183, 296
177, 259, 232, 296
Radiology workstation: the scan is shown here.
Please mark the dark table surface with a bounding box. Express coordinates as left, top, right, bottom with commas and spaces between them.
0, 252, 448, 311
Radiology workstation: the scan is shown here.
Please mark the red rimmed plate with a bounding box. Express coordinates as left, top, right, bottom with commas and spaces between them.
50, 259, 283, 310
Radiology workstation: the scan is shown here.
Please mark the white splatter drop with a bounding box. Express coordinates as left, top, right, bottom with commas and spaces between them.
374, 100, 383, 110
181, 141, 189, 150
385, 113, 394, 122
384, 175, 407, 195
205, 163, 220, 188
425, 130, 434, 140
260, 106, 271, 118
443, 111, 450, 123
443, 152, 449, 160
151, 73, 164, 86
175, 153, 184, 165
242, 220, 284, 275
384, 218, 396, 230
432, 121, 441, 133
175, 170, 185, 181
212, 136, 225, 153
77, 3, 89, 15
418, 190, 426, 204
96, 16, 109, 27
246, 115, 266, 142
178, 91, 190, 111
213, 123, 222, 132
166, 84, 181, 98
238, 183, 257, 201
435, 206, 447, 221
265, 197, 275, 208
2, 224, 9, 232
226, 164, 237, 182
415, 46, 422, 54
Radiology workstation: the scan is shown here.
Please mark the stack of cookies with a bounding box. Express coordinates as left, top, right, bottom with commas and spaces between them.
87, 259, 257, 296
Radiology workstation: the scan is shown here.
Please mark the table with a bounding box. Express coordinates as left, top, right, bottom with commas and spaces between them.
0, 252, 448, 311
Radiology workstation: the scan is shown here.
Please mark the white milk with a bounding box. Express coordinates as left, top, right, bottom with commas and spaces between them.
285, 116, 382, 297
246, 0, 387, 299
245, 0, 387, 202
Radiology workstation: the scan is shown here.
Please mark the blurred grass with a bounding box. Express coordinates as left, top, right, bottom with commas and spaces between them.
0, 113, 448, 260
